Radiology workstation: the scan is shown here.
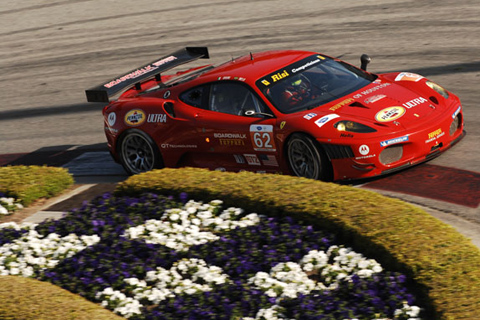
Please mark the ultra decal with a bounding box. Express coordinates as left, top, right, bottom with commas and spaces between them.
147, 114, 167, 123
402, 97, 428, 109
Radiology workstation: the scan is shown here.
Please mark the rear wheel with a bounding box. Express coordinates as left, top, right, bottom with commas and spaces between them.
119, 130, 163, 175
286, 133, 331, 181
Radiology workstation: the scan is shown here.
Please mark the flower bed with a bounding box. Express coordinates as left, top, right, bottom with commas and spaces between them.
0, 192, 422, 319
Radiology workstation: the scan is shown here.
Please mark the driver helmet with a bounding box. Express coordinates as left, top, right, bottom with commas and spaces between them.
280, 74, 310, 106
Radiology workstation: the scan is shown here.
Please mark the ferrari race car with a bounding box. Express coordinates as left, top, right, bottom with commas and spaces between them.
86, 47, 465, 181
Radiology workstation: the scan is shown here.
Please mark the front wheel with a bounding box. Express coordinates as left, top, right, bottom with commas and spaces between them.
286, 133, 331, 181
119, 130, 163, 175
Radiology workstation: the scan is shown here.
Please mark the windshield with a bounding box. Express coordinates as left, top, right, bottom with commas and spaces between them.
256, 54, 376, 114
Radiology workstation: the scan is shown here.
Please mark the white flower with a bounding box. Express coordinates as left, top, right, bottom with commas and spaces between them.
0, 205, 8, 215
210, 200, 223, 206
0, 228, 100, 277
169, 213, 180, 221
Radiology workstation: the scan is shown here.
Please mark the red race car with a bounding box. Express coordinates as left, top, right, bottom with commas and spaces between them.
86, 47, 465, 181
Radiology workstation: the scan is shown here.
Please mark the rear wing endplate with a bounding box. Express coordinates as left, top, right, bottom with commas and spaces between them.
85, 47, 209, 103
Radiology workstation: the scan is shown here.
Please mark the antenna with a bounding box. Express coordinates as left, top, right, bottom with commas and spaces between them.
250, 52, 254, 60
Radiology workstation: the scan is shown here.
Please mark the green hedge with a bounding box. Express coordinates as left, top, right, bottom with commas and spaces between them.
115, 168, 480, 320
0, 276, 124, 320
0, 165, 74, 206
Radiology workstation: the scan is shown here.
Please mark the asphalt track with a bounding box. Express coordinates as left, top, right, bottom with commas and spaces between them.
0, 0, 479, 246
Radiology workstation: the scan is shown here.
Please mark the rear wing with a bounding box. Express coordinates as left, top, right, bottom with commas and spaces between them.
85, 47, 209, 103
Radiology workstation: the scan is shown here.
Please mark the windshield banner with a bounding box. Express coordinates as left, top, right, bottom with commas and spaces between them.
256, 54, 328, 91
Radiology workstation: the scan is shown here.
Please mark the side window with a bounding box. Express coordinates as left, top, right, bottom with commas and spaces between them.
179, 86, 206, 109
209, 82, 268, 116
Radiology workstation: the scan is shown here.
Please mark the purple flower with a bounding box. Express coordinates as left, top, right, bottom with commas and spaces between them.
179, 192, 188, 204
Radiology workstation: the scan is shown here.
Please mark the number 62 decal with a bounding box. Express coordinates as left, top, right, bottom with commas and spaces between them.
250, 125, 276, 152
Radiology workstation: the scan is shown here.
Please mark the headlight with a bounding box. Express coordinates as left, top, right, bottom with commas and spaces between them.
334, 121, 377, 133
426, 81, 449, 99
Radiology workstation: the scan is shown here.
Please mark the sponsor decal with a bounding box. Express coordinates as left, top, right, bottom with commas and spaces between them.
280, 121, 286, 129
244, 154, 261, 166
234, 154, 245, 164
359, 145, 370, 156
163, 91, 171, 99
425, 128, 445, 143
147, 114, 167, 123
329, 98, 354, 111
260, 70, 289, 86
219, 139, 245, 146
303, 113, 317, 120
152, 56, 178, 67
340, 133, 354, 138
107, 112, 116, 126
214, 133, 247, 139
380, 135, 409, 147
271, 70, 289, 82
259, 154, 279, 166
250, 125, 276, 152
222, 76, 246, 81
292, 58, 322, 73
452, 105, 461, 119
359, 83, 390, 96
364, 94, 386, 104
314, 114, 340, 128
124, 109, 146, 126
375, 106, 406, 122
161, 144, 197, 149
355, 154, 376, 160
104, 56, 177, 89
395, 72, 424, 82
402, 97, 428, 109
104, 126, 118, 134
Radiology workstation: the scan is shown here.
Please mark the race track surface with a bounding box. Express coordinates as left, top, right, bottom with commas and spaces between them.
0, 0, 479, 241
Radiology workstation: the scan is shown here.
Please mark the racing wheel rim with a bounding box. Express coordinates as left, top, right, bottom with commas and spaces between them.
120, 131, 157, 174
287, 134, 322, 180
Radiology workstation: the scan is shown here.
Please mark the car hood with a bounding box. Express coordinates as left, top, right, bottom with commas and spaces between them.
322, 80, 437, 130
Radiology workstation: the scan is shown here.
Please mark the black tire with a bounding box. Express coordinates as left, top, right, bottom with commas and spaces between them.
118, 129, 163, 175
286, 133, 331, 181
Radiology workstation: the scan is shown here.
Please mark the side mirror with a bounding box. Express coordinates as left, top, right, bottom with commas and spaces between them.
244, 109, 274, 118
360, 54, 371, 71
